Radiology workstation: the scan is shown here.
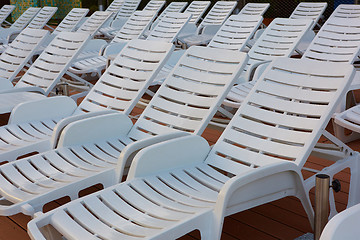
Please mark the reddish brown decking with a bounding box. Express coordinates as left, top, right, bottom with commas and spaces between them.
0, 106, 354, 239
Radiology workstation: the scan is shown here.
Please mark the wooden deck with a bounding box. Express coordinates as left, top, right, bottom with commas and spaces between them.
0, 105, 355, 240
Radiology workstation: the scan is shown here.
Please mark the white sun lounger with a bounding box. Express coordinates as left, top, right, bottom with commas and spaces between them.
0, 46, 248, 218
152, 14, 263, 86
0, 5, 15, 27
0, 28, 49, 83
27, 57, 355, 240
0, 39, 173, 162
0, 7, 40, 45
177, 1, 237, 48
68, 12, 191, 84
0, 32, 90, 114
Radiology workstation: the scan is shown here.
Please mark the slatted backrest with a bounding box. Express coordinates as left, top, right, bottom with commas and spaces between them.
199, 1, 237, 27
10, 7, 40, 30
239, 3, 270, 16
290, 2, 327, 29
206, 58, 355, 175
106, 0, 125, 14
0, 28, 49, 82
208, 14, 263, 51
76, 11, 113, 37
14, 32, 89, 95
146, 12, 191, 43
0, 5, 15, 25
128, 46, 248, 140
75, 39, 173, 115
183, 1, 211, 24
111, 10, 157, 43
143, 0, 166, 13
26, 6, 57, 29
52, 8, 89, 34
329, 4, 360, 19
303, 18, 360, 63
150, 2, 188, 29
245, 18, 313, 73
114, 0, 141, 19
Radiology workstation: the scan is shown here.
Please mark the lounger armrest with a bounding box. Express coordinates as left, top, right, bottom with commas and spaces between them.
103, 41, 128, 56
110, 17, 127, 29
116, 131, 190, 181
178, 23, 197, 37
333, 111, 360, 133
0, 77, 14, 90
57, 112, 133, 148
51, 110, 117, 148
199, 24, 221, 35
127, 135, 210, 179
244, 60, 272, 82
0, 86, 46, 95
214, 161, 307, 221
76, 39, 107, 60
9, 96, 77, 124
6, 29, 20, 44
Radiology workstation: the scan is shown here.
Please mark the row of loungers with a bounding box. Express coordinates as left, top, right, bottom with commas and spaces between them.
1, 2, 360, 240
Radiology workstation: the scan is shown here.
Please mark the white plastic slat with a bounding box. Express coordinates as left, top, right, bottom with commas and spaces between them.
14, 160, 58, 188
121, 183, 192, 220
248, 92, 328, 117
231, 116, 312, 145
142, 106, 205, 131
208, 142, 287, 169
143, 176, 213, 207
51, 210, 99, 239
101, 188, 174, 227
257, 80, 336, 103
66, 203, 136, 239
206, 153, 254, 176
130, 179, 200, 212
184, 1, 211, 24
241, 103, 320, 131
150, 96, 210, 119
156, 87, 215, 108
83, 196, 159, 236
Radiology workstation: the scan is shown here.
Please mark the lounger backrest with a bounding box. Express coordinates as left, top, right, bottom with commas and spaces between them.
206, 58, 355, 175
208, 14, 263, 51
14, 32, 90, 95
303, 18, 360, 63
245, 18, 313, 73
114, 0, 141, 19
10, 7, 40, 30
106, 0, 125, 14
151, 1, 188, 28
199, 1, 237, 27
52, 8, 89, 34
76, 11, 113, 37
290, 2, 327, 29
111, 10, 157, 43
238, 3, 270, 16
75, 39, 173, 115
146, 12, 191, 43
143, 0, 166, 13
128, 46, 248, 140
329, 4, 360, 19
0, 28, 49, 82
0, 5, 15, 25
26, 6, 57, 29
183, 1, 211, 24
